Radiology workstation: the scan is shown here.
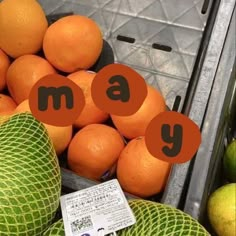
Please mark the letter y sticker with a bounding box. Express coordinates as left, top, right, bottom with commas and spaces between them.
145, 111, 201, 164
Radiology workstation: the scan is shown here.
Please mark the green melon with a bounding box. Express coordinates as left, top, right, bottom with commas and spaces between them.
117, 199, 210, 236
42, 199, 210, 236
0, 113, 61, 235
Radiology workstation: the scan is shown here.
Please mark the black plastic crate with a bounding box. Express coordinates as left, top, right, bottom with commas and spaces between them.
183, 4, 236, 234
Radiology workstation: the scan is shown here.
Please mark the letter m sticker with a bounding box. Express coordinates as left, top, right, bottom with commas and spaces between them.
38, 86, 74, 111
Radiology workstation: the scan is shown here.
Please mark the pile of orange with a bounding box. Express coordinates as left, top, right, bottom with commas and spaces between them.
0, 0, 172, 198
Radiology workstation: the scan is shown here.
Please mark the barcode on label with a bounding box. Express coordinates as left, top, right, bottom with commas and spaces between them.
71, 216, 93, 234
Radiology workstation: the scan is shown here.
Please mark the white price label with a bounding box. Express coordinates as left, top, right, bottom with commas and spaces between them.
60, 179, 136, 236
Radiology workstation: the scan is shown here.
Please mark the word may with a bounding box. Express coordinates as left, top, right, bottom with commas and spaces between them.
28, 64, 201, 164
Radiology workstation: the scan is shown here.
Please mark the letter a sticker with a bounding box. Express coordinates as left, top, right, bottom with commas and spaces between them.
91, 63, 148, 116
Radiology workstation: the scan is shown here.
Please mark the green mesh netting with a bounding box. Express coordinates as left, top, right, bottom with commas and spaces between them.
43, 219, 64, 236
41, 199, 210, 236
117, 199, 210, 236
0, 113, 61, 236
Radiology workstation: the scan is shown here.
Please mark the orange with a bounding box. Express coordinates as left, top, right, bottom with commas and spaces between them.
0, 113, 12, 126
68, 124, 125, 181
0, 93, 17, 115
6, 54, 56, 104
43, 124, 72, 156
0, 49, 10, 91
67, 70, 109, 128
0, 0, 48, 58
14, 99, 32, 114
15, 99, 72, 155
117, 136, 171, 198
43, 15, 103, 73
111, 85, 166, 139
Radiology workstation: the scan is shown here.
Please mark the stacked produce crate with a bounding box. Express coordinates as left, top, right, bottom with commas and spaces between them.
184, 4, 236, 235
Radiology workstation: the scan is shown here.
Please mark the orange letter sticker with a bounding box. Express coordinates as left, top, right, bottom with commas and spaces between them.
91, 63, 148, 116
29, 74, 85, 127
145, 111, 201, 164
